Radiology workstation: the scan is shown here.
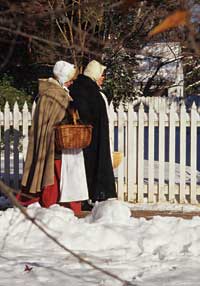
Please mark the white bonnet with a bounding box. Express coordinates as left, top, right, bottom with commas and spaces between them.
53, 60, 76, 86
83, 60, 106, 81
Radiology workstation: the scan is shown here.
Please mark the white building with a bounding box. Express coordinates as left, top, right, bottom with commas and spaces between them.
135, 42, 184, 98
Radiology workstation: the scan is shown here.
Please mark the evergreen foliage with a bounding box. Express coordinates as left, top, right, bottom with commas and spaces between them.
0, 75, 32, 110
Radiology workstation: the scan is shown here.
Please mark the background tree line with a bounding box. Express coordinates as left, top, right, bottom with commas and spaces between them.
0, 0, 199, 108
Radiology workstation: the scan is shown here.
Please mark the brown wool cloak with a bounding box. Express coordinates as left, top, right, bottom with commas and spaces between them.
21, 78, 69, 194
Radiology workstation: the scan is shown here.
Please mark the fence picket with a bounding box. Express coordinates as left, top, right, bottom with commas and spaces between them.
4, 102, 11, 185
13, 102, 20, 189
190, 102, 197, 204
127, 103, 136, 202
117, 103, 125, 200
169, 103, 176, 202
180, 103, 187, 203
138, 103, 144, 202
158, 102, 165, 202
22, 102, 29, 161
132, 109, 138, 200
148, 103, 155, 202
124, 106, 128, 197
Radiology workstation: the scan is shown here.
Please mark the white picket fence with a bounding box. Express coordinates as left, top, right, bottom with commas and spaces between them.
1, 100, 200, 204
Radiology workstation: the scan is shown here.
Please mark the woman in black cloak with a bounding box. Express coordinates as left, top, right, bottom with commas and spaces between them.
69, 60, 117, 203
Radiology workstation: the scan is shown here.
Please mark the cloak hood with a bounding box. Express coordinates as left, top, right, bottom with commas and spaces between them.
83, 60, 106, 82
53, 61, 76, 86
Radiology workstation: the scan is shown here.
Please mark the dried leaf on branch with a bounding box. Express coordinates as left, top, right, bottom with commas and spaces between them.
148, 10, 190, 37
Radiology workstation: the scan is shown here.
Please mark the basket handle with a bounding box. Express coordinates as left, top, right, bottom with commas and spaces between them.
72, 109, 80, 125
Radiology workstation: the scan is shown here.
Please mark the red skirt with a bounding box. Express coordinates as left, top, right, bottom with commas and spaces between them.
17, 160, 81, 215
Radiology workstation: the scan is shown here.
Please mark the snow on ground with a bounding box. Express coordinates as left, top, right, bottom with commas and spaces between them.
127, 201, 200, 213
1, 200, 200, 286
143, 160, 200, 184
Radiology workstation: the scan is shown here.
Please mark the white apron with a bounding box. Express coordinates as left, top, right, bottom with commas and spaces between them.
59, 149, 89, 202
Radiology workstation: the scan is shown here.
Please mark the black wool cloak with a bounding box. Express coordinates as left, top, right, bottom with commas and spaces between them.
69, 74, 117, 202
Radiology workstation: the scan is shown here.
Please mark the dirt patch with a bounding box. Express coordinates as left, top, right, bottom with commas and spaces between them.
131, 210, 200, 220
77, 210, 200, 220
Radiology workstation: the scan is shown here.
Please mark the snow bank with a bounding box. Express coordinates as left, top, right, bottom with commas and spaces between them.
85, 199, 131, 223
1, 200, 200, 285
0, 200, 132, 252
1, 200, 200, 258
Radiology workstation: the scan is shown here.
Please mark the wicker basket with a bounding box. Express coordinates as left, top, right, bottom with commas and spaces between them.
55, 124, 92, 150
55, 110, 92, 150
112, 151, 123, 169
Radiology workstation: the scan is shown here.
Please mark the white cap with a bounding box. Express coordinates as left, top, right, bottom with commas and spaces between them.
83, 60, 106, 81
53, 60, 76, 86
